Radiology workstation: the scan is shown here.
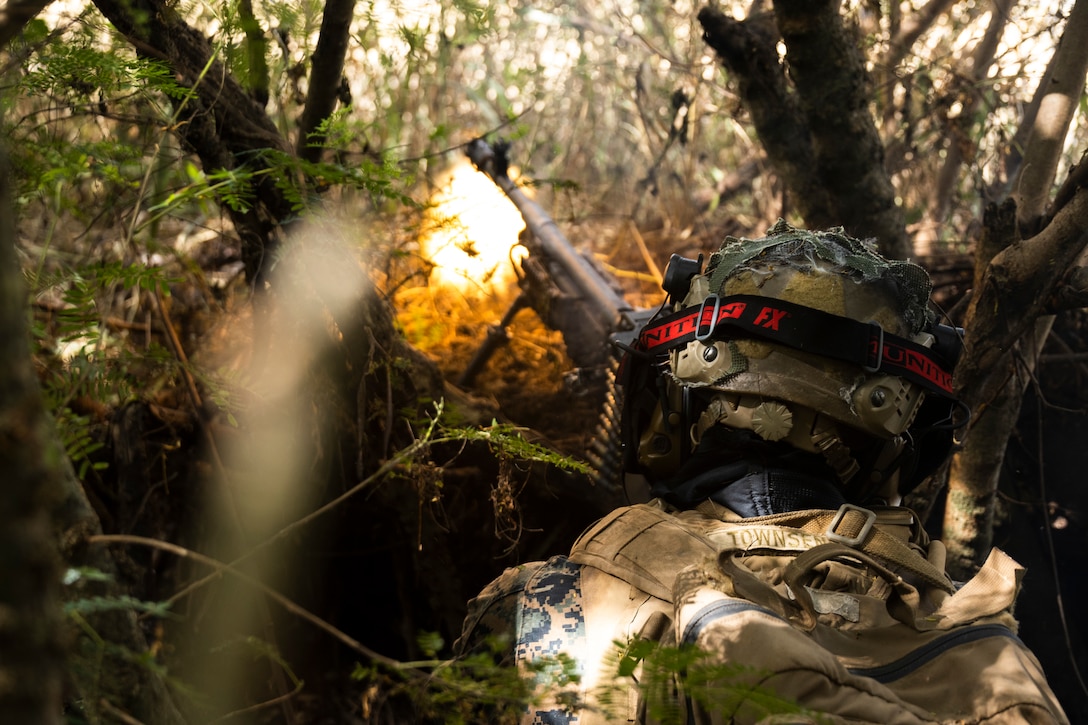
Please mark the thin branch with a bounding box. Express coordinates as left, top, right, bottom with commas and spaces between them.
1040, 352, 1088, 363
209, 679, 302, 723
958, 191, 1088, 405
89, 533, 403, 669
881, 0, 958, 73
925, 0, 1011, 236
1014, 0, 1088, 234
97, 699, 147, 725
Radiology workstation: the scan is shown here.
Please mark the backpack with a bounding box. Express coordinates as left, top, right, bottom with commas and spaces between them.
458, 500, 1068, 724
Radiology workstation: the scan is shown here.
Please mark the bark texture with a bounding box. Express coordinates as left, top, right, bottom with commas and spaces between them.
697, 8, 834, 224
774, 0, 909, 258
296, 0, 357, 163
0, 152, 65, 723
941, 2, 1088, 574
698, 2, 910, 258
943, 191, 1088, 574
880, 0, 957, 75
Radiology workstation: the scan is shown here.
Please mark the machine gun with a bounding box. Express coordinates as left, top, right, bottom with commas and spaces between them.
460, 137, 652, 376
459, 137, 659, 490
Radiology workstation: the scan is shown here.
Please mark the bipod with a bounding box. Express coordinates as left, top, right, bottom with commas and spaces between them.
456, 293, 529, 388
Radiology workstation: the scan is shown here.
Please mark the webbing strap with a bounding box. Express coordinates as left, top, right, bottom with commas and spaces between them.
691, 503, 953, 593
784, 542, 925, 630
789, 509, 952, 593
572, 504, 954, 603
636, 294, 954, 397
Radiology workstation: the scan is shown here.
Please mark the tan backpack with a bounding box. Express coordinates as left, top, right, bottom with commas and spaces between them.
547, 500, 1069, 724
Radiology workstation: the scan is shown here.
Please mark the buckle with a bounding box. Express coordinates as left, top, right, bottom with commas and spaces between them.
863, 321, 884, 372
695, 294, 722, 343
826, 504, 877, 547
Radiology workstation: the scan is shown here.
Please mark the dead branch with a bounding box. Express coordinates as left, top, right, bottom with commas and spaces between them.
1047, 265, 1088, 313
959, 190, 1088, 407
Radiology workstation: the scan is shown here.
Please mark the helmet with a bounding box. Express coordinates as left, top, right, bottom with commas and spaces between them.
621, 220, 964, 503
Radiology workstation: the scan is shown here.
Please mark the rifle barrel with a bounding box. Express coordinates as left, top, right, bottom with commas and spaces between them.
466, 139, 633, 332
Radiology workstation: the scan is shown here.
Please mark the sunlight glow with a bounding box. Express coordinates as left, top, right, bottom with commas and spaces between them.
421, 159, 526, 296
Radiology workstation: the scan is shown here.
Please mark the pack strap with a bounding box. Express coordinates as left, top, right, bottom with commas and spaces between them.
714, 504, 954, 594
570, 503, 954, 605
635, 294, 955, 397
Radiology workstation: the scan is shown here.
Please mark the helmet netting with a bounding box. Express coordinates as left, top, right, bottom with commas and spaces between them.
705, 219, 934, 334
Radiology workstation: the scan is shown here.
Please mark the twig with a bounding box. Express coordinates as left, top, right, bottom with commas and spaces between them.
89, 533, 403, 669
627, 220, 663, 286
164, 425, 450, 608
152, 289, 203, 412
1040, 352, 1088, 362
209, 679, 303, 723
98, 698, 147, 725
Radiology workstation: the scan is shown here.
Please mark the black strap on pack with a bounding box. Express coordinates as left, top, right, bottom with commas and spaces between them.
635, 294, 956, 398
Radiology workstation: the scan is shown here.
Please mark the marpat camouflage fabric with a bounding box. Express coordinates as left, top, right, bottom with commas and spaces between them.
456, 556, 587, 724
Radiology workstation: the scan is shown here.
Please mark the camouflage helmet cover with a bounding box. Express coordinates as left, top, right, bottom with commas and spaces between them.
630, 220, 956, 495
671, 220, 935, 439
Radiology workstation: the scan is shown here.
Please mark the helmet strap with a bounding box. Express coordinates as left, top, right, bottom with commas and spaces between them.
811, 418, 861, 484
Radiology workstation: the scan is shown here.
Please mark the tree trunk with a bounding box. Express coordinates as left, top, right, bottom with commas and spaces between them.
1014, 0, 1088, 236
698, 2, 910, 258
943, 190, 1088, 575
92, 0, 296, 284
697, 7, 834, 225
296, 0, 357, 164
0, 151, 65, 724
0, 11, 67, 717
941, 2, 1088, 575
774, 0, 910, 259
1, 12, 189, 720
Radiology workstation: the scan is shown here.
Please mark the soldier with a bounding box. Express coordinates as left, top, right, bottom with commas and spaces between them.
455, 221, 1068, 724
